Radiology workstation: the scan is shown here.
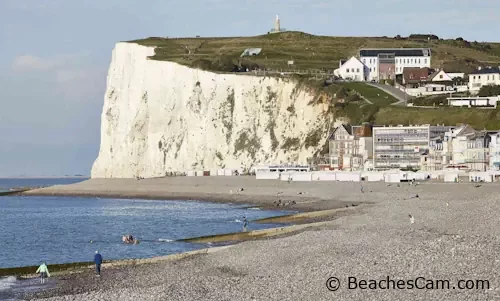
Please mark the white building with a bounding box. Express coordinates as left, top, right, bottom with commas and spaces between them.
489, 132, 500, 170
468, 67, 500, 93
373, 124, 453, 170
334, 56, 368, 81
360, 48, 431, 81
447, 96, 500, 108
329, 124, 373, 171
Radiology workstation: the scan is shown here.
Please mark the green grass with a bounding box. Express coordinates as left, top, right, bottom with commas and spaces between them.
375, 107, 500, 130
128, 31, 500, 72
342, 83, 398, 106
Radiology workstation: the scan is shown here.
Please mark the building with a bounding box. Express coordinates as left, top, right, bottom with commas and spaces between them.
402, 67, 430, 86
334, 57, 367, 81
427, 70, 465, 82
463, 131, 491, 171
489, 132, 500, 170
372, 124, 453, 170
360, 48, 431, 81
447, 96, 500, 108
468, 67, 500, 93
420, 136, 445, 171
329, 123, 373, 171
442, 125, 476, 169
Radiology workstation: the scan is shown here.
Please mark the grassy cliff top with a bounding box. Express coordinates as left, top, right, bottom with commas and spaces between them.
129, 31, 500, 73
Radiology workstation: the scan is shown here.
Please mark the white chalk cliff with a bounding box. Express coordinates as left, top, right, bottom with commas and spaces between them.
91, 42, 336, 178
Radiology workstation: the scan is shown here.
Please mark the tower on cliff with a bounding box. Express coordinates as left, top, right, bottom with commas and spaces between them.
275, 15, 281, 32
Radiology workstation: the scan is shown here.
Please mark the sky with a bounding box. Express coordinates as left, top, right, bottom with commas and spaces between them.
0, 0, 497, 177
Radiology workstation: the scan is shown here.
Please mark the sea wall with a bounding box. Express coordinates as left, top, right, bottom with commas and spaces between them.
91, 43, 334, 178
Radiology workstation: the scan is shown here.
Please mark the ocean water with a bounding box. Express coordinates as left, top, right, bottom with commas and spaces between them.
0, 178, 294, 267
0, 178, 295, 298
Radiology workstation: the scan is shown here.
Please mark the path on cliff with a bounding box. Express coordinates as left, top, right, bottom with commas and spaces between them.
366, 82, 414, 106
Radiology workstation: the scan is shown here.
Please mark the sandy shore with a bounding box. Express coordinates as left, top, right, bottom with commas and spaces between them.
18, 178, 500, 300
23, 176, 370, 211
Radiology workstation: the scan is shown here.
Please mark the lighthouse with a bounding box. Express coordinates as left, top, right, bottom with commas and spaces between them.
275, 15, 281, 32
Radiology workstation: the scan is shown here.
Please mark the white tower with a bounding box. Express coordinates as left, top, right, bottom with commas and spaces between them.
275, 15, 281, 32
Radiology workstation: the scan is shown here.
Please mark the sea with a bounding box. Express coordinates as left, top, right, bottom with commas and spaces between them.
0, 178, 295, 299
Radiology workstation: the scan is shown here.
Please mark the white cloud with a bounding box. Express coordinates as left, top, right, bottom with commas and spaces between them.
11, 52, 90, 72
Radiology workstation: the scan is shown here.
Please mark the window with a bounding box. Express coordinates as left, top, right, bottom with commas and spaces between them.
418, 59, 421, 63
479, 76, 481, 79
356, 68, 360, 72
363, 59, 366, 63
351, 68, 355, 72
439, 75, 443, 79
369, 67, 372, 72
346, 68, 350, 73
473, 76, 476, 80
370, 59, 372, 64
424, 59, 427, 64
487, 75, 490, 80
374, 67, 376, 72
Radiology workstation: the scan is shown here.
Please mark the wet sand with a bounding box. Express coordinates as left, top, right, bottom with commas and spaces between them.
18, 178, 500, 300
23, 176, 369, 211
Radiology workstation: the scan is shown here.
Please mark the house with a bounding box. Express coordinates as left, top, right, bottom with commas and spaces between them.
329, 123, 373, 171
420, 136, 445, 171
402, 67, 430, 86
463, 131, 492, 171
428, 70, 453, 82
373, 124, 454, 170
360, 48, 431, 81
333, 57, 368, 81
468, 67, 500, 93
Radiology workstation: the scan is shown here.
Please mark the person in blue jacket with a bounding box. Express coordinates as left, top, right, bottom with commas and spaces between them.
94, 250, 103, 276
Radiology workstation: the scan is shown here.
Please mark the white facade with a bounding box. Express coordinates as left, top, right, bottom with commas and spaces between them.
490, 133, 500, 170
334, 56, 367, 81
360, 48, 431, 81
468, 68, 500, 93
429, 70, 453, 82
447, 96, 500, 108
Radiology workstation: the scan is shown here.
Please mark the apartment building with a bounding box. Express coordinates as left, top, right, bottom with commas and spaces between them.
489, 132, 500, 170
360, 48, 431, 81
468, 67, 500, 93
328, 123, 373, 171
372, 124, 453, 170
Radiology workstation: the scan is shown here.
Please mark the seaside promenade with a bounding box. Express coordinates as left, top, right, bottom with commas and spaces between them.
21, 177, 500, 300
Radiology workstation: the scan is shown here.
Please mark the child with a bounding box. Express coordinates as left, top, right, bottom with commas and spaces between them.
36, 262, 50, 284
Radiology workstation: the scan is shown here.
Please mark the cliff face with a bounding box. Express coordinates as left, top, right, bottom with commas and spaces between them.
91, 43, 334, 178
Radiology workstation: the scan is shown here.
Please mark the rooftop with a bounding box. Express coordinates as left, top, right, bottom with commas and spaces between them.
469, 67, 500, 75
360, 48, 431, 57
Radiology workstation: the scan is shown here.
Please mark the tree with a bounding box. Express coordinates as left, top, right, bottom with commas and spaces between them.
478, 85, 500, 97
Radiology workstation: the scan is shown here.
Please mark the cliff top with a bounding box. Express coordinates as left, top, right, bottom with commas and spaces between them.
128, 31, 500, 73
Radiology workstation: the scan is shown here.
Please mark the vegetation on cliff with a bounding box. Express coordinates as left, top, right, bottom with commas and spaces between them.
129, 31, 500, 73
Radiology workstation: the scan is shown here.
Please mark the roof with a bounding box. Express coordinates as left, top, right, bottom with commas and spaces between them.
329, 124, 373, 139
469, 67, 500, 75
360, 48, 431, 57
403, 67, 430, 83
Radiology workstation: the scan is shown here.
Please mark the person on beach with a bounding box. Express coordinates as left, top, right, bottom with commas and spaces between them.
36, 262, 50, 284
94, 250, 103, 276
242, 216, 248, 232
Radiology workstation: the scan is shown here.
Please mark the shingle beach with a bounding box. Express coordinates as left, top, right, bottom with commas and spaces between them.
20, 177, 500, 300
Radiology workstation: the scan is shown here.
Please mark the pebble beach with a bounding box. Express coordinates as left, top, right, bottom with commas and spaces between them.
19, 177, 500, 300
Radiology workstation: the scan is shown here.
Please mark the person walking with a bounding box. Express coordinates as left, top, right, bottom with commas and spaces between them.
94, 250, 103, 276
36, 262, 50, 284
242, 216, 248, 232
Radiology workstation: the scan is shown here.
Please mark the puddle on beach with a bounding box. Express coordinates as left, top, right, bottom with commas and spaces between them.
0, 275, 55, 300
